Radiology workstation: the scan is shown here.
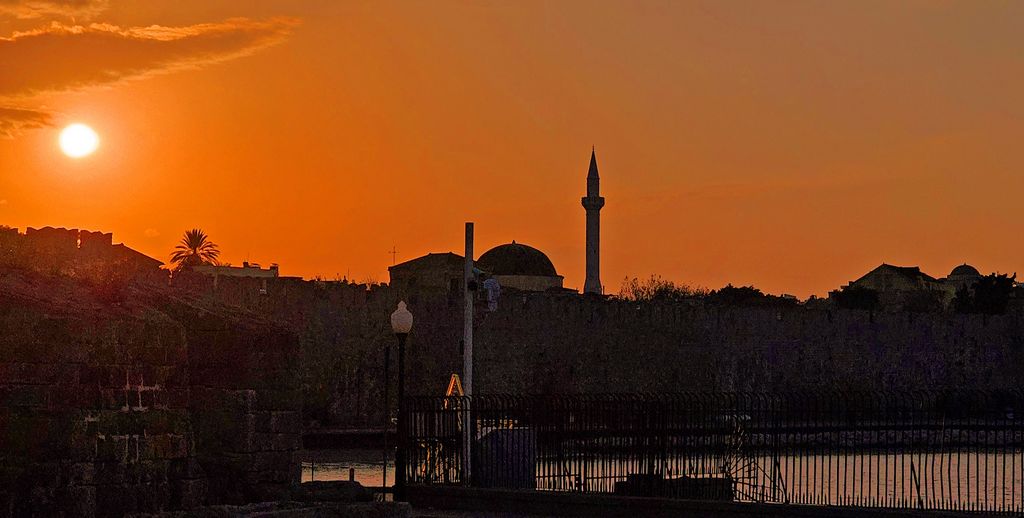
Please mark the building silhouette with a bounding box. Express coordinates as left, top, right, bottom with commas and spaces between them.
581, 148, 605, 294
476, 241, 563, 292
388, 150, 604, 295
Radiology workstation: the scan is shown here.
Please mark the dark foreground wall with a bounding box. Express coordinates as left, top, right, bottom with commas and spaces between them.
0, 270, 301, 517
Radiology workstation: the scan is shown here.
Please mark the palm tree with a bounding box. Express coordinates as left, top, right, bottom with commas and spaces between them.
170, 228, 220, 271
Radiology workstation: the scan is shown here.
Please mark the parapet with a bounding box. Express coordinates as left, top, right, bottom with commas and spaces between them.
2, 226, 164, 280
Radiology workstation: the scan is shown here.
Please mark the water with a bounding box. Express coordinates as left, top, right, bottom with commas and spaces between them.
297, 449, 393, 488
303, 448, 1024, 511
533, 451, 1024, 511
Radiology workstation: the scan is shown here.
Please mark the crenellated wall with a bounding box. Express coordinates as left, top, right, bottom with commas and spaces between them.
176, 274, 1024, 430
0, 268, 301, 517
474, 293, 1024, 394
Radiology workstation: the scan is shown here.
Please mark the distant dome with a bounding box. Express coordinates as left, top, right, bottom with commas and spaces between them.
949, 264, 981, 278
477, 242, 557, 277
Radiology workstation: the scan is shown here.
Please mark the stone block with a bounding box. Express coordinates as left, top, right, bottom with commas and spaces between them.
69, 383, 103, 410
96, 483, 138, 516
170, 478, 207, 509
3, 384, 50, 408
52, 379, 89, 410
20, 462, 61, 489
252, 432, 299, 452
69, 429, 96, 462
3, 414, 57, 457
157, 365, 187, 389
140, 346, 167, 364
67, 462, 96, 485
255, 388, 302, 412
168, 457, 205, 480
140, 387, 160, 410
167, 434, 190, 459
227, 389, 257, 413
161, 388, 189, 410
95, 435, 125, 463
3, 362, 59, 384
56, 485, 96, 518
268, 411, 302, 434
165, 343, 188, 366
251, 451, 292, 474
253, 411, 272, 433
93, 461, 126, 485
99, 388, 123, 410
133, 481, 171, 513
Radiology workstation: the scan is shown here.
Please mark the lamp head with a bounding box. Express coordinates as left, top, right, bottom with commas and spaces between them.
391, 301, 413, 335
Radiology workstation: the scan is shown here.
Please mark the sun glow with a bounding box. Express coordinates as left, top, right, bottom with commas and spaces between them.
59, 124, 100, 158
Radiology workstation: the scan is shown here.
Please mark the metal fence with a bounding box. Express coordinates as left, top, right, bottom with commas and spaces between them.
400, 392, 1024, 513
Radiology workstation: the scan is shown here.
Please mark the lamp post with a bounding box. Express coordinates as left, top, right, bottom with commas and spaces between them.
390, 301, 413, 501
380, 339, 390, 497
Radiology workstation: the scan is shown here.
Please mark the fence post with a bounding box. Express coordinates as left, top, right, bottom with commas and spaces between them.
462, 395, 473, 487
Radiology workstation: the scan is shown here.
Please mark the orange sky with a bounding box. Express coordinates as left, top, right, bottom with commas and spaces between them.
1, 1, 1023, 298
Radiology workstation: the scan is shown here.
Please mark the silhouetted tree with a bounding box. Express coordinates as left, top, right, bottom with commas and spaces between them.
955, 273, 1016, 315
708, 284, 765, 305
169, 228, 219, 272
831, 285, 879, 311
952, 285, 973, 313
903, 290, 945, 313
707, 284, 783, 306
617, 275, 706, 302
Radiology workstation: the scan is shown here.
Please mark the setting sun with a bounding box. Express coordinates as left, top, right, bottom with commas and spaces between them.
58, 123, 100, 158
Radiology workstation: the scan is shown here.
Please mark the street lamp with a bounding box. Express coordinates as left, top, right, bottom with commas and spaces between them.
390, 301, 413, 501
380, 333, 391, 497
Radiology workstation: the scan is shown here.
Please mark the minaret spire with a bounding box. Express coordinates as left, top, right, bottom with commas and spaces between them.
582, 148, 605, 294
588, 148, 599, 179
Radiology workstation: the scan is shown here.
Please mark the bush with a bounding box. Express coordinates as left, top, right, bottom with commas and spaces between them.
617, 275, 706, 302
831, 286, 879, 311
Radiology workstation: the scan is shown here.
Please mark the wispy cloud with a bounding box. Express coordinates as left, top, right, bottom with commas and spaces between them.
0, 106, 51, 137
0, 16, 299, 137
0, 0, 108, 20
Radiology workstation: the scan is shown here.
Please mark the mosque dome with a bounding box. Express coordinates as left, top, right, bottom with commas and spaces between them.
949, 264, 980, 278
477, 241, 558, 277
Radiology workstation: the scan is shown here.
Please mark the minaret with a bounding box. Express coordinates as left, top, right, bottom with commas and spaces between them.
582, 148, 605, 294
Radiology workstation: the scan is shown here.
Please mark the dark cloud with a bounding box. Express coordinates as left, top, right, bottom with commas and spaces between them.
0, 106, 51, 138
0, 0, 108, 20
0, 16, 298, 136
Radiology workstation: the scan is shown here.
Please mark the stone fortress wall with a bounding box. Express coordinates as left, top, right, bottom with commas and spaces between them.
0, 229, 301, 517
4, 224, 1023, 515
5, 224, 1022, 514
183, 273, 1024, 428
474, 292, 1024, 394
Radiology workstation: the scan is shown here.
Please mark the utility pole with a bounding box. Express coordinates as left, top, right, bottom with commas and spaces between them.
463, 222, 474, 485
463, 222, 474, 395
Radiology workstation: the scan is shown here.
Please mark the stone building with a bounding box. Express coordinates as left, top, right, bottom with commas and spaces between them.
387, 151, 601, 296
945, 263, 983, 292
845, 264, 944, 293
388, 252, 484, 301
388, 242, 565, 297
837, 262, 986, 308
476, 241, 564, 292
192, 262, 282, 293
192, 261, 279, 278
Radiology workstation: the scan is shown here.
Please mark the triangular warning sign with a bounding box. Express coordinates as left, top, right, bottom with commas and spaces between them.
446, 373, 464, 397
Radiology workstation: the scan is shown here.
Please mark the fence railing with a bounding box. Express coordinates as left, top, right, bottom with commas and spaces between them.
400, 392, 1024, 513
